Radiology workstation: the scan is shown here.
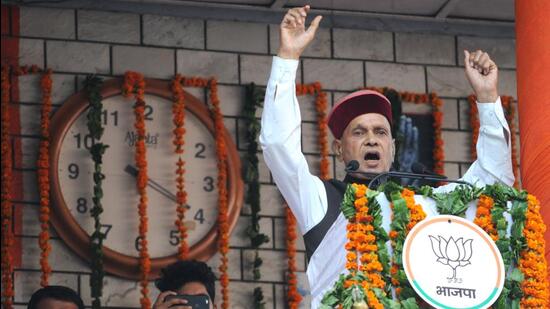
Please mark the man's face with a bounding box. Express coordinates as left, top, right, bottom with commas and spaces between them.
177, 281, 214, 309
333, 113, 395, 175
36, 299, 79, 309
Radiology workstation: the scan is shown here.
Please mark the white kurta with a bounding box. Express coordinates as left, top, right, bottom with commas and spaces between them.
259, 56, 515, 308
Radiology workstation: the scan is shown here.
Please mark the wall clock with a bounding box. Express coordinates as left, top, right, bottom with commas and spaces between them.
49, 78, 243, 279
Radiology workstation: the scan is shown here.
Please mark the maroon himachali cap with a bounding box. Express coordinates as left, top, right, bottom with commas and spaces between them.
327, 90, 393, 139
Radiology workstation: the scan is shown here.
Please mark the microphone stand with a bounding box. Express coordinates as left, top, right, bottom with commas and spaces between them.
345, 169, 474, 190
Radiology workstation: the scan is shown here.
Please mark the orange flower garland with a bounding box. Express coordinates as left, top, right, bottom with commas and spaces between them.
38, 69, 53, 286
473, 195, 498, 241
296, 82, 330, 179
208, 78, 231, 309
286, 206, 302, 309
122, 72, 151, 309
389, 188, 426, 295
344, 184, 384, 308
175, 75, 230, 308
519, 194, 549, 308
468, 95, 519, 188
171, 75, 189, 259
367, 87, 445, 175
1, 66, 15, 309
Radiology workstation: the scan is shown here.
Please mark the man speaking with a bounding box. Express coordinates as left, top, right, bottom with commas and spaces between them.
260, 5, 514, 308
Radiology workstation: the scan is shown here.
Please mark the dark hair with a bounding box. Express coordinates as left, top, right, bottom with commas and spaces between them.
155, 260, 216, 301
28, 285, 84, 309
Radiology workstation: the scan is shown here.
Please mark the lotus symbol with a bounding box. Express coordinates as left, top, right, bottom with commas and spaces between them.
429, 235, 473, 279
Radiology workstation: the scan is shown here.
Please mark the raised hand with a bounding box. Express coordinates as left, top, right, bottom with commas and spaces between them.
464, 50, 499, 103
278, 5, 322, 60
397, 115, 419, 173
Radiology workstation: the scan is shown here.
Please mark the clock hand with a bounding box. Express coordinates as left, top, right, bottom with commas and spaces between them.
124, 164, 190, 209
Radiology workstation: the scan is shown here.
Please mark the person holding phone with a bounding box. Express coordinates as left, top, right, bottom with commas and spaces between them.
153, 260, 215, 309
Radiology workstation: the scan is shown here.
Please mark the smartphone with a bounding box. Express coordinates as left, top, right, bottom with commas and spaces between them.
164, 294, 210, 309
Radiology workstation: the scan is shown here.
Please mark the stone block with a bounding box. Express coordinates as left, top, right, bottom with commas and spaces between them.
303, 59, 363, 91
274, 273, 311, 308
269, 24, 331, 58
301, 122, 335, 156
441, 98, 459, 129
14, 271, 79, 303
207, 20, 268, 54
241, 54, 302, 86
366, 61, 426, 93
78, 10, 139, 43
218, 85, 246, 117
79, 274, 158, 307
19, 38, 44, 68
208, 248, 242, 280
457, 36, 516, 69
305, 153, 334, 179
257, 185, 284, 217
229, 214, 273, 249
177, 50, 238, 84
215, 280, 274, 309
20, 6, 75, 39
273, 217, 305, 251
18, 136, 38, 170
297, 90, 323, 122
498, 70, 517, 98
442, 130, 471, 162
396, 32, 455, 65
427, 66, 471, 98
143, 14, 204, 48
333, 28, 393, 61
20, 237, 90, 273
243, 249, 305, 282
113, 45, 175, 79
458, 99, 471, 131
444, 162, 460, 180
21, 170, 38, 203
18, 74, 76, 105
46, 41, 110, 74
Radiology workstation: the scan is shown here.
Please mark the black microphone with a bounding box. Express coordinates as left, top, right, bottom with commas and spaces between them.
344, 160, 473, 189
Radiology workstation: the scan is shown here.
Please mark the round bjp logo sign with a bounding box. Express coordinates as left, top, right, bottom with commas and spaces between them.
402, 215, 505, 309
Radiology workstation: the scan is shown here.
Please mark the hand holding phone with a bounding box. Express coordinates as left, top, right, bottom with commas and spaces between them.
164, 294, 210, 309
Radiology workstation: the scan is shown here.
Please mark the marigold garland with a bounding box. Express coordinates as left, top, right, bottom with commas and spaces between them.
473, 195, 498, 241
122, 71, 151, 309
519, 194, 549, 308
388, 188, 425, 300
286, 206, 302, 309
38, 69, 53, 287
1, 66, 15, 309
296, 82, 330, 179
468, 95, 519, 188
171, 75, 189, 260
367, 87, 445, 175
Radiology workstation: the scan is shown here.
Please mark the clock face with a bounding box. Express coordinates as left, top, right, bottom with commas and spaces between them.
56, 93, 219, 259
49, 79, 243, 279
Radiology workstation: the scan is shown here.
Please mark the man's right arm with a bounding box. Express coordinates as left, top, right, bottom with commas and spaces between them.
259, 56, 327, 234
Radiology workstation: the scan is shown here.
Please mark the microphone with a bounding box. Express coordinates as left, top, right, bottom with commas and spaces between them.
344, 160, 472, 189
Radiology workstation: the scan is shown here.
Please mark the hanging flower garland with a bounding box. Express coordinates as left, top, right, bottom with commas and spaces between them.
38, 69, 53, 287
468, 95, 519, 187
1, 66, 15, 309
367, 87, 445, 175
84, 76, 108, 309
175, 75, 230, 308
171, 75, 189, 260
122, 72, 151, 309
286, 206, 302, 309
519, 194, 549, 308
296, 82, 330, 179
388, 187, 426, 302
242, 83, 270, 308
473, 195, 498, 241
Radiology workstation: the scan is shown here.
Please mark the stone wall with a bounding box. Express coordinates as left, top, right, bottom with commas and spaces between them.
8, 5, 518, 308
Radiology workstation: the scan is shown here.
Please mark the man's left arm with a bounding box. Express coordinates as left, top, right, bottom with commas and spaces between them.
460, 50, 514, 187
